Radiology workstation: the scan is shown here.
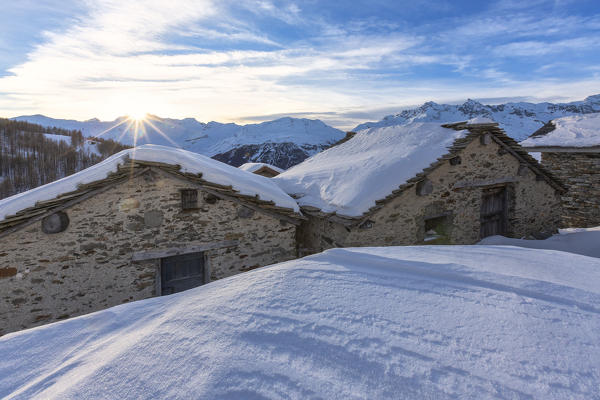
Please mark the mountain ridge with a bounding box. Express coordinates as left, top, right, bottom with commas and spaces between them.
11, 115, 345, 169
353, 95, 600, 141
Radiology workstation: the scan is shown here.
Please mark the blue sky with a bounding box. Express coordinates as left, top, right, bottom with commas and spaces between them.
0, 0, 599, 128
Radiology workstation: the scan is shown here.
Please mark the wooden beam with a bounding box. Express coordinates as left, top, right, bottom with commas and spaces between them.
0, 168, 151, 239
132, 240, 239, 261
453, 176, 518, 189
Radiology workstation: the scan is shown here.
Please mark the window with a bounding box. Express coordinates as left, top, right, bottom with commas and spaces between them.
161, 252, 206, 295
181, 189, 198, 210
424, 215, 451, 244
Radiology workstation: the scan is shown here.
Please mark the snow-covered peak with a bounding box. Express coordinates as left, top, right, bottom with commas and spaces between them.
274, 122, 467, 217
0, 144, 299, 221
353, 95, 600, 141
520, 113, 600, 148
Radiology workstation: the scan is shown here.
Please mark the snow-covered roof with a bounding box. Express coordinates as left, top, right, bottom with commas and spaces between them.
273, 122, 468, 217
520, 113, 600, 148
0, 144, 299, 221
238, 162, 284, 174
2, 245, 599, 398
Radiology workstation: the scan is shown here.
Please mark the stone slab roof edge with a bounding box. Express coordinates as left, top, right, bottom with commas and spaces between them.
0, 160, 304, 235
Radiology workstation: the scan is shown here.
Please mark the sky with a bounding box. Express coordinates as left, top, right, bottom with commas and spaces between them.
0, 0, 599, 129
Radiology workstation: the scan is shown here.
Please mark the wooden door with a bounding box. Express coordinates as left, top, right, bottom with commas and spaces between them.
480, 187, 508, 238
160, 252, 205, 295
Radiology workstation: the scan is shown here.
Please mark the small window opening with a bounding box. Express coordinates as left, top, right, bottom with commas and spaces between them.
358, 220, 374, 230
424, 215, 451, 244
204, 193, 218, 204
181, 189, 198, 210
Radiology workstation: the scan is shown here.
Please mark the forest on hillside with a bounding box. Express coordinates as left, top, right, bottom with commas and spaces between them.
0, 118, 129, 199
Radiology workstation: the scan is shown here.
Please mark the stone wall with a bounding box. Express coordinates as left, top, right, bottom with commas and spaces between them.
299, 136, 562, 253
541, 152, 600, 227
0, 169, 297, 335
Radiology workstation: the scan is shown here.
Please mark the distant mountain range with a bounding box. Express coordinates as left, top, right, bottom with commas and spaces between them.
353, 95, 600, 141
12, 95, 600, 171
11, 115, 345, 169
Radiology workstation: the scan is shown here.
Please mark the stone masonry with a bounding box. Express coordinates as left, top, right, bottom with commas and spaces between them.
0, 169, 297, 335
298, 135, 562, 254
541, 152, 600, 227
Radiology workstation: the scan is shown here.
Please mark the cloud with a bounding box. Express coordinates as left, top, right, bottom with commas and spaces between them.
0, 0, 599, 128
493, 37, 600, 57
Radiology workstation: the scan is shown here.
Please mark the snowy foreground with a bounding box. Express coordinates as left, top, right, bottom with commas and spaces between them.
2, 246, 600, 399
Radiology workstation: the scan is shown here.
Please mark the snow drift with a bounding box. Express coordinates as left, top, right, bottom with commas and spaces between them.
479, 225, 600, 258
0, 144, 299, 221
1, 245, 599, 399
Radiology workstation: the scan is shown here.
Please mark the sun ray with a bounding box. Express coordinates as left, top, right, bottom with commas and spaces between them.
144, 118, 182, 148
93, 118, 132, 139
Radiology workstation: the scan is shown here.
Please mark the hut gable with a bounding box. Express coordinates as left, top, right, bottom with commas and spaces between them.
0, 145, 301, 335
275, 121, 564, 224
0, 145, 301, 235
282, 121, 564, 255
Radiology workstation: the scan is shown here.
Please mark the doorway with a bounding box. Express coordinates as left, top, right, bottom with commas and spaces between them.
480, 187, 508, 238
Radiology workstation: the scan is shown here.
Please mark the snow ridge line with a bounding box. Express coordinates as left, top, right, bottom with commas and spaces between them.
307, 249, 600, 314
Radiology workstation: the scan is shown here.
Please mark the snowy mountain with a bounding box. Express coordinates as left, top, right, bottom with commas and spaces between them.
354, 95, 600, 141
11, 115, 345, 169
1, 244, 599, 398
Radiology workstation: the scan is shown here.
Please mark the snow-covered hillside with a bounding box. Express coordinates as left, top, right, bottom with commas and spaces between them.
354, 95, 600, 141
1, 245, 599, 399
12, 115, 345, 169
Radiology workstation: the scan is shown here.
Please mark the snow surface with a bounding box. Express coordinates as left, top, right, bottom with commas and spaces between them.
274, 122, 467, 217
0, 144, 299, 221
1, 245, 599, 399
520, 113, 600, 148
12, 115, 345, 157
353, 95, 600, 141
479, 226, 600, 258
239, 162, 284, 174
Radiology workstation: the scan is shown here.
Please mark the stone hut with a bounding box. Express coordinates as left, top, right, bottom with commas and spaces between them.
239, 162, 284, 178
274, 121, 565, 255
0, 145, 303, 335
520, 114, 600, 228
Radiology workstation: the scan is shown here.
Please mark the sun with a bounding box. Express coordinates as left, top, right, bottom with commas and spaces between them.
128, 111, 147, 122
